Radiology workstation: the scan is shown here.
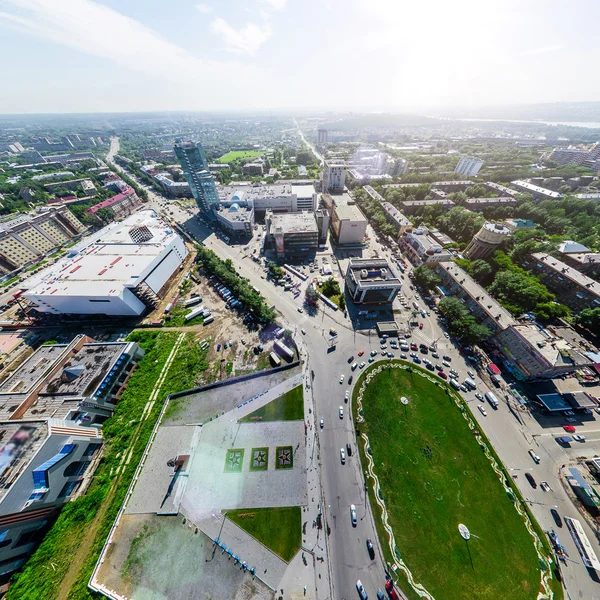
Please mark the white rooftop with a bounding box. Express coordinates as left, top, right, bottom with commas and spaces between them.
22, 210, 180, 297
559, 240, 590, 254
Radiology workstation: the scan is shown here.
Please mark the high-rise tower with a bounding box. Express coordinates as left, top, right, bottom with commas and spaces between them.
174, 140, 220, 220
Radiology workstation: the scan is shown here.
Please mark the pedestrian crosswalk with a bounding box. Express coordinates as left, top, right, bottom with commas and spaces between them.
410, 330, 435, 348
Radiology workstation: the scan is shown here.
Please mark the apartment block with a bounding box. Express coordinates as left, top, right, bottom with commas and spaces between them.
524, 253, 600, 313
84, 187, 141, 219
380, 202, 412, 236
454, 156, 484, 177
0, 208, 86, 276
400, 227, 451, 266
322, 160, 346, 193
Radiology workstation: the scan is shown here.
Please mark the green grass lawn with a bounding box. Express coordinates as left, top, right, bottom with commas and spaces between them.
239, 385, 304, 422
225, 507, 301, 562
218, 150, 263, 163
354, 364, 542, 600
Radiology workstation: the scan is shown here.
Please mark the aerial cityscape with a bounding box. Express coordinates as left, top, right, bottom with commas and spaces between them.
1, 2, 600, 600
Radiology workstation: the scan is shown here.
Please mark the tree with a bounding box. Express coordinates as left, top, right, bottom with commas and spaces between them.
305, 285, 319, 307
321, 277, 341, 298
488, 270, 554, 313
267, 262, 284, 279
575, 307, 600, 331
413, 265, 441, 291
469, 259, 493, 284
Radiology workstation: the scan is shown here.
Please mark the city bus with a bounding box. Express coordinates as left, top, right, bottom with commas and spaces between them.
565, 517, 600, 570
484, 391, 499, 409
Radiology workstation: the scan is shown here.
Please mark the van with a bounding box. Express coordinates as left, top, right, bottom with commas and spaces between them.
449, 379, 461, 391
464, 378, 476, 390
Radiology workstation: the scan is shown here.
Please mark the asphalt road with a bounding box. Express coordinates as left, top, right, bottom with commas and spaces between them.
125, 165, 600, 599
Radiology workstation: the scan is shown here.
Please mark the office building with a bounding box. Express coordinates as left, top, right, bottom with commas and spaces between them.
524, 253, 600, 313
464, 222, 511, 260
153, 174, 192, 198
265, 211, 318, 258
344, 258, 401, 305
400, 227, 452, 265
381, 202, 412, 236
23, 209, 188, 316
317, 129, 328, 145
84, 187, 141, 220
328, 193, 368, 245
174, 140, 220, 220
434, 262, 517, 335
322, 160, 346, 193
491, 324, 593, 380
0, 207, 86, 276
454, 156, 484, 177
401, 199, 455, 215
214, 203, 254, 237
511, 180, 563, 200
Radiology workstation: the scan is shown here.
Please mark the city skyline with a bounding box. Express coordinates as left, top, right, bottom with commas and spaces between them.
0, 0, 599, 114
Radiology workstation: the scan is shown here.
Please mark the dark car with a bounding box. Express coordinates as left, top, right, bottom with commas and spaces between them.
426, 363, 435, 371
525, 472, 537, 489
550, 508, 562, 528
377, 590, 385, 600
346, 442, 352, 456
366, 538, 375, 559
443, 355, 451, 362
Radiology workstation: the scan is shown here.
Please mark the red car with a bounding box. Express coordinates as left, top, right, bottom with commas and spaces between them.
410, 343, 418, 351
563, 425, 576, 433
386, 580, 399, 600
358, 350, 364, 356
438, 371, 447, 379
419, 323, 423, 329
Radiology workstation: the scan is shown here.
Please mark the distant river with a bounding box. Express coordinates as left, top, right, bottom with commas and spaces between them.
432, 117, 600, 129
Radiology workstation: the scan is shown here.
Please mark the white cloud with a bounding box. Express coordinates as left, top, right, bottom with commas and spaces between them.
261, 0, 287, 10
210, 17, 271, 55
195, 2, 213, 14
0, 0, 259, 91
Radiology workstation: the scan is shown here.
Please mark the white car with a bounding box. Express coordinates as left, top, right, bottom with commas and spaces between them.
301, 328, 306, 335
340, 448, 346, 464
443, 332, 449, 338
528, 449, 541, 463
478, 404, 487, 417
359, 361, 366, 369
443, 360, 451, 368
350, 504, 357, 526
573, 434, 586, 442
297, 306, 303, 313
467, 370, 475, 378
339, 374, 344, 383
345, 390, 350, 402
320, 418, 324, 428
339, 406, 344, 419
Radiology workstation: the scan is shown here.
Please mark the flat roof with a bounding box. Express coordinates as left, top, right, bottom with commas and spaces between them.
532, 253, 600, 299
217, 184, 296, 203
437, 262, 517, 330
565, 252, 600, 266
381, 202, 412, 226
364, 186, 385, 202
333, 193, 367, 222
484, 182, 517, 196
268, 212, 317, 233
511, 324, 592, 368
347, 258, 401, 287
22, 209, 181, 298
465, 197, 517, 206
511, 180, 563, 198
537, 391, 597, 412
402, 199, 455, 207
291, 185, 315, 199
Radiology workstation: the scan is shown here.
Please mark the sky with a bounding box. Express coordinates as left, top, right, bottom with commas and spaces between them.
0, 0, 599, 115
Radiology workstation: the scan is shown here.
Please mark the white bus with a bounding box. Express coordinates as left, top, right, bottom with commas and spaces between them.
565, 517, 600, 571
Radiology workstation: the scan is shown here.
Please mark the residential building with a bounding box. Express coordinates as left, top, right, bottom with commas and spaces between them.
381, 202, 412, 236
560, 252, 600, 279
31, 171, 74, 182
43, 178, 97, 196
401, 199, 455, 215
322, 160, 346, 193
0, 207, 86, 276
434, 262, 517, 335
174, 140, 220, 220
455, 156, 484, 177
344, 258, 401, 305
328, 193, 368, 245
427, 228, 455, 247
214, 203, 254, 238
511, 180, 563, 200
524, 253, 600, 313
483, 181, 518, 198
464, 197, 517, 210
242, 162, 264, 176
383, 181, 472, 192
265, 211, 318, 258
23, 209, 188, 316
464, 222, 511, 260
491, 324, 593, 380
364, 185, 385, 202
317, 129, 328, 145
547, 147, 593, 166
400, 227, 452, 265
84, 187, 141, 219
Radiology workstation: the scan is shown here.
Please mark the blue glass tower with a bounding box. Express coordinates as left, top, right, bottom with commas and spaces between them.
174, 140, 220, 220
